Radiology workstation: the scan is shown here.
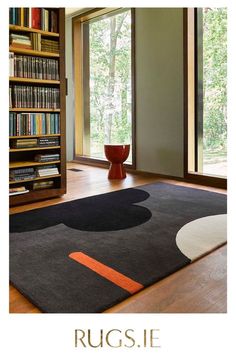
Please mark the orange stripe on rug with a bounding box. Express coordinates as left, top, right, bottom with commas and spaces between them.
69, 252, 144, 294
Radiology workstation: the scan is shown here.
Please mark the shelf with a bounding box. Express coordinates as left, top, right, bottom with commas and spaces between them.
9, 108, 60, 112
9, 8, 66, 207
9, 188, 65, 203
10, 134, 61, 139
9, 24, 59, 37
10, 160, 60, 168
9, 46, 59, 58
9, 174, 61, 184
10, 146, 61, 152
9, 77, 60, 85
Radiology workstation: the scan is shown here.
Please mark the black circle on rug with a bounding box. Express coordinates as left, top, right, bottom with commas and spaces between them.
10, 188, 152, 232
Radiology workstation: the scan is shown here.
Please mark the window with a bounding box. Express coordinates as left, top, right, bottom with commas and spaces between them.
73, 9, 135, 165
186, 8, 227, 180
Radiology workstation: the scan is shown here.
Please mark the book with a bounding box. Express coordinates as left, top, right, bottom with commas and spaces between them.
33, 180, 54, 190
10, 8, 59, 33
38, 136, 60, 146
31, 8, 41, 29
36, 164, 59, 177
9, 186, 28, 192
9, 52, 14, 76
9, 190, 30, 196
50, 10, 58, 33
12, 138, 38, 148
34, 153, 60, 162
9, 186, 30, 196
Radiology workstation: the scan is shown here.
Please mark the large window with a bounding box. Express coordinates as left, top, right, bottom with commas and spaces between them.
186, 8, 227, 180
73, 9, 134, 165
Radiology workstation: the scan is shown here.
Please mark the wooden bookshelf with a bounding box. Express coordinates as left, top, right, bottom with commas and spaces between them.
9, 47, 60, 58
9, 7, 66, 206
9, 24, 60, 37
10, 108, 61, 112
9, 77, 60, 85
10, 146, 61, 152
10, 160, 60, 168
10, 134, 61, 139
10, 174, 61, 184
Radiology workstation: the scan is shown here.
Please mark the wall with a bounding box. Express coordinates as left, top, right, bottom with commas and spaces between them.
65, 17, 74, 161
65, 8, 184, 177
135, 8, 184, 177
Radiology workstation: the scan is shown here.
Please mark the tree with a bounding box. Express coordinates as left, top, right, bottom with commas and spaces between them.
202, 8, 227, 151
88, 10, 132, 156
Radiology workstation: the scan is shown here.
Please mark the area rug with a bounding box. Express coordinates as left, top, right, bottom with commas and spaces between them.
10, 182, 227, 313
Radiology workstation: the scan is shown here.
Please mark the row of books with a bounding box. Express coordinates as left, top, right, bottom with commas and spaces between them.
33, 180, 54, 190
10, 167, 36, 181
35, 153, 60, 162
9, 8, 58, 33
37, 165, 59, 177
9, 113, 60, 136
11, 136, 60, 148
9, 85, 60, 109
9, 180, 55, 195
10, 164, 59, 181
41, 38, 59, 53
38, 137, 60, 146
9, 53, 59, 80
31, 33, 41, 51
10, 33, 59, 53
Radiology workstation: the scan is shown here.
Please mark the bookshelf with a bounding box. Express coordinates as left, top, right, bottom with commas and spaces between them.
9, 8, 66, 206
9, 47, 60, 57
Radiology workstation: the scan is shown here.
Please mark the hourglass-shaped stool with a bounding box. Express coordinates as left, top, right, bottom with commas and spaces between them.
104, 144, 130, 179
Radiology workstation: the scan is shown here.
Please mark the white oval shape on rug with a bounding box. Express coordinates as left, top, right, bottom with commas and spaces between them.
176, 214, 227, 261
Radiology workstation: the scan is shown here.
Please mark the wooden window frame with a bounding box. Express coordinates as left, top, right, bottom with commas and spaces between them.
72, 8, 136, 169
183, 8, 227, 189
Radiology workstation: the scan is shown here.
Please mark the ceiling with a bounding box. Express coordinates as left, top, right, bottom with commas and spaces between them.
65, 8, 84, 16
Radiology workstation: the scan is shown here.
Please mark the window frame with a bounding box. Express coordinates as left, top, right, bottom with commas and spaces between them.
183, 8, 227, 188
72, 8, 136, 168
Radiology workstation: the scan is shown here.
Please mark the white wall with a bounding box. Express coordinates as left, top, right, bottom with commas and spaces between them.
65, 8, 184, 177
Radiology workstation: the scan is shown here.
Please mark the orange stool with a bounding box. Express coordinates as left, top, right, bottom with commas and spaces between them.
104, 144, 130, 179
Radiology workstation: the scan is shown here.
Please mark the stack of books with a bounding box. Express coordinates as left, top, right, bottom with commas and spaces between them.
10, 33, 32, 49
36, 164, 59, 177
9, 186, 29, 196
9, 8, 58, 33
38, 136, 60, 146
9, 85, 60, 109
33, 180, 54, 190
12, 138, 38, 148
9, 53, 59, 80
41, 38, 59, 53
34, 153, 60, 162
10, 167, 36, 181
9, 112, 60, 136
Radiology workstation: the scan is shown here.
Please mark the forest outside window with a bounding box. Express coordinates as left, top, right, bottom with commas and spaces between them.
73, 8, 135, 165
187, 8, 227, 179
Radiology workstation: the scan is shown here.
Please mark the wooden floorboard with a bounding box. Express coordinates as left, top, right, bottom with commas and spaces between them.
9, 162, 227, 313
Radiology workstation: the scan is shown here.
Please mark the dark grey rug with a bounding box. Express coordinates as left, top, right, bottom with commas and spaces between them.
10, 182, 227, 313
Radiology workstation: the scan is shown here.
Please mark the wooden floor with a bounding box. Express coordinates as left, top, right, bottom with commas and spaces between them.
9, 162, 227, 313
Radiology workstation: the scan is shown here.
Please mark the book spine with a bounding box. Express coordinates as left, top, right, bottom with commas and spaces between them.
32, 8, 41, 29
28, 7, 32, 28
